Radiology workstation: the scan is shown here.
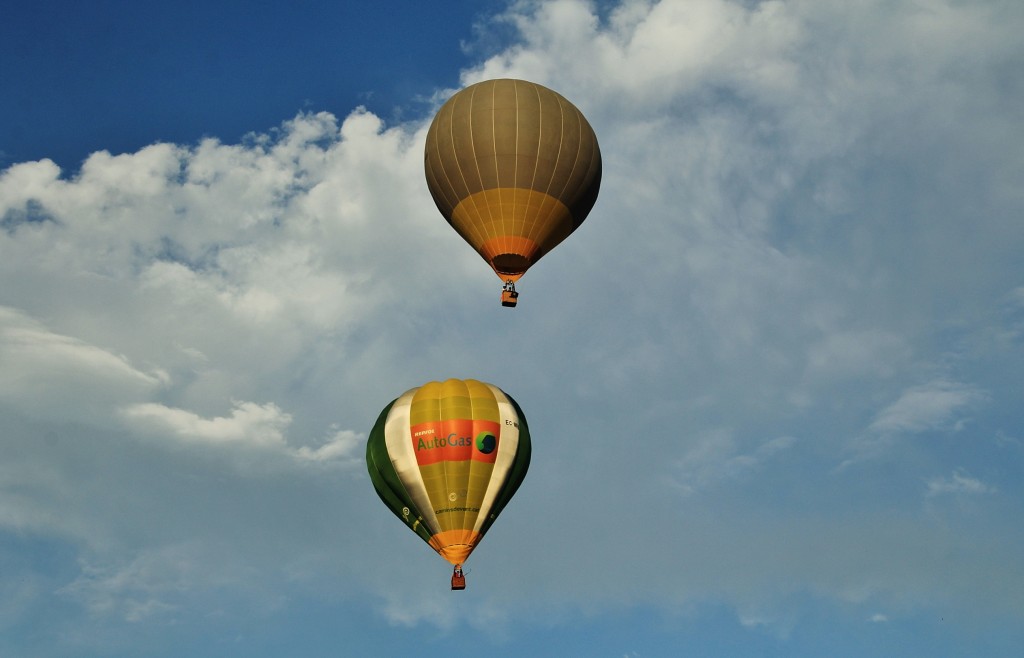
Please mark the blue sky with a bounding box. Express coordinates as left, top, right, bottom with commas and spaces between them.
1, 0, 506, 169
2, 1, 1023, 656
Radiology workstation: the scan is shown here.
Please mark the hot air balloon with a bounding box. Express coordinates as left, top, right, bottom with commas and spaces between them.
366, 378, 531, 589
424, 79, 602, 307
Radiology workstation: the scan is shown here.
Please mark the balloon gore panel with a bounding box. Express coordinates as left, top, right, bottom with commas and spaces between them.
366, 379, 532, 565
424, 79, 602, 281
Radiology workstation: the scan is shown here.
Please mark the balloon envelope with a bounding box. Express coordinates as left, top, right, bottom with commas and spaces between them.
424, 79, 602, 282
366, 379, 531, 565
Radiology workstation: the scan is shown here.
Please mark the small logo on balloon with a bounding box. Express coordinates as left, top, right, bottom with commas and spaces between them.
476, 431, 496, 454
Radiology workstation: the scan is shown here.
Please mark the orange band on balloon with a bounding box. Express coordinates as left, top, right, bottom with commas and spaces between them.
480, 236, 539, 280
448, 187, 574, 280
429, 529, 482, 565
478, 235, 539, 261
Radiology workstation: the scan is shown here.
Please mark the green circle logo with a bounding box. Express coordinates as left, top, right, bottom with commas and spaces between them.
476, 431, 496, 454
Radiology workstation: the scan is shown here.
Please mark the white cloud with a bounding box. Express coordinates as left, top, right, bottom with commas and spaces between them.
803, 329, 907, 380
0, 306, 166, 421
926, 471, 995, 498
869, 380, 985, 437
838, 379, 987, 466
295, 428, 363, 463
469, 0, 804, 111
120, 401, 363, 467
672, 431, 796, 495
120, 400, 292, 447
2, 0, 1024, 647
58, 542, 279, 623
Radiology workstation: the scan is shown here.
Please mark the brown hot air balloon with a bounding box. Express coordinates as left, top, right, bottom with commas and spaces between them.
424, 79, 602, 307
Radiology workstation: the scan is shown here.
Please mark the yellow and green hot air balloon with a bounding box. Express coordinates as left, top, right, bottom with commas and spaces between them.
424, 78, 602, 307
366, 379, 531, 589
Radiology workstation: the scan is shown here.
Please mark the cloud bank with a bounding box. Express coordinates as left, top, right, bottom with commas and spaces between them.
1, 0, 1023, 653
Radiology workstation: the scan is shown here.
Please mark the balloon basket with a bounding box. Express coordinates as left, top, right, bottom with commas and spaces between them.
451, 573, 466, 590
501, 281, 519, 307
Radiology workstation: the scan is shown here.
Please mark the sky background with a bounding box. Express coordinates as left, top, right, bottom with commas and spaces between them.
1, 0, 1023, 656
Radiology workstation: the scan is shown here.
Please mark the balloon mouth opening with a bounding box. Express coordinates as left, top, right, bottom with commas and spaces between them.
437, 544, 474, 565
491, 254, 531, 279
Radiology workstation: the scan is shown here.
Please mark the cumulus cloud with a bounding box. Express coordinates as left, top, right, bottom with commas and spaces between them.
120, 401, 364, 468
926, 471, 996, 498
0, 106, 454, 447
1, 0, 1023, 649
0, 109, 418, 640
121, 401, 292, 447
0, 306, 166, 421
295, 428, 363, 463
837, 379, 987, 466
869, 380, 985, 437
